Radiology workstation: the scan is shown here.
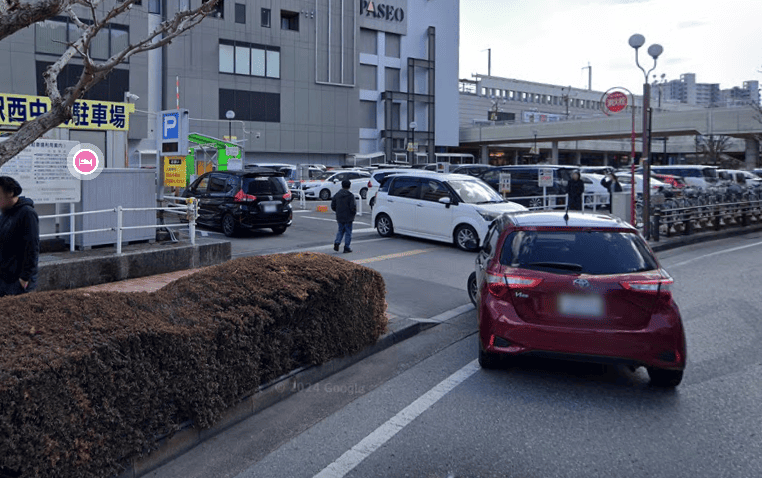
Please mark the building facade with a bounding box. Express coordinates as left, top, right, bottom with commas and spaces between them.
0, 0, 459, 169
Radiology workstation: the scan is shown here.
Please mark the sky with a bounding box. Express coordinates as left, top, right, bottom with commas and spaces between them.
459, 0, 762, 94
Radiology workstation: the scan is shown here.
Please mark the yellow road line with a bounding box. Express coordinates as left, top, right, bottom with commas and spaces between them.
352, 248, 436, 265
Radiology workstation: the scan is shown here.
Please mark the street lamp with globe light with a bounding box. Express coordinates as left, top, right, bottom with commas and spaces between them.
629, 33, 663, 239
226, 110, 235, 141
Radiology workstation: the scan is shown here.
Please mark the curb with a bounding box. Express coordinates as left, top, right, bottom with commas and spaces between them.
118, 319, 439, 477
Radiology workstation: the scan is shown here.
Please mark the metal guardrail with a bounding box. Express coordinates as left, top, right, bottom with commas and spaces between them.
651, 195, 762, 242
503, 192, 608, 211
39, 198, 199, 254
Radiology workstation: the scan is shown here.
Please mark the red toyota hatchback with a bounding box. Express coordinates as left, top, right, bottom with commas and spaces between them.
470, 211, 686, 387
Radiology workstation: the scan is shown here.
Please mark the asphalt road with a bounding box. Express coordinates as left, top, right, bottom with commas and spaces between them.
150, 214, 762, 478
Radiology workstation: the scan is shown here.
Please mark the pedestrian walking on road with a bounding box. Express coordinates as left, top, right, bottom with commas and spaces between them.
566, 170, 585, 211
331, 179, 356, 253
0, 176, 39, 296
600, 172, 623, 211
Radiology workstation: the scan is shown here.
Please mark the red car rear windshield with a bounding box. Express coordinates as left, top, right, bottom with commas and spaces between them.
500, 230, 658, 275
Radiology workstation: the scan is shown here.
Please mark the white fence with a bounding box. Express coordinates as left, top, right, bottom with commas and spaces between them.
39, 198, 199, 255
505, 193, 609, 211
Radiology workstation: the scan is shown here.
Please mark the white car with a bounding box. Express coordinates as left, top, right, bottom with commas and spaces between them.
302, 170, 371, 200
365, 168, 414, 208
371, 171, 527, 251
579, 173, 612, 209
616, 173, 669, 195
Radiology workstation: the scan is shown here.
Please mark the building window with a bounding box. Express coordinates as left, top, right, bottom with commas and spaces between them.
359, 28, 377, 55
204, 0, 223, 18
281, 10, 299, 31
36, 17, 129, 61
219, 40, 280, 79
359, 64, 377, 90
36, 61, 128, 102
235, 3, 246, 24
391, 103, 401, 130
261, 8, 271, 27
385, 32, 400, 58
359, 101, 377, 129
219, 89, 280, 123
385, 67, 400, 92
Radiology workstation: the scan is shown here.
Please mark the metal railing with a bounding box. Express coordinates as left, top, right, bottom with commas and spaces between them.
651, 195, 762, 241
39, 198, 199, 254
502, 193, 608, 211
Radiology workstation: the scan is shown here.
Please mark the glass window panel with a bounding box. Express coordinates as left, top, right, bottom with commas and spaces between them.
359, 28, 377, 55
219, 43, 234, 73
90, 29, 109, 60
385, 67, 400, 91
385, 33, 400, 58
261, 8, 271, 27
359, 100, 376, 129
251, 48, 265, 76
235, 46, 250, 75
111, 27, 129, 55
359, 64, 377, 90
235, 3, 245, 24
35, 19, 67, 55
266, 50, 279, 78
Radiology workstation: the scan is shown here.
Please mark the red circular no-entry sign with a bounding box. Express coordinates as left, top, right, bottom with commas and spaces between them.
604, 91, 628, 114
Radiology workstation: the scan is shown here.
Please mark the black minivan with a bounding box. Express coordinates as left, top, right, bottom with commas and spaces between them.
478, 165, 577, 208
183, 169, 293, 237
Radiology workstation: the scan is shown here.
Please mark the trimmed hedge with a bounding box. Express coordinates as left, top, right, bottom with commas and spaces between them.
0, 253, 387, 477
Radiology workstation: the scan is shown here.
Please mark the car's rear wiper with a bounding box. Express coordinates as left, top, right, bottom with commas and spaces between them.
526, 262, 583, 272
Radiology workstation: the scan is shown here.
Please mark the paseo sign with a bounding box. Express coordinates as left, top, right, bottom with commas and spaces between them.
360, 0, 404, 22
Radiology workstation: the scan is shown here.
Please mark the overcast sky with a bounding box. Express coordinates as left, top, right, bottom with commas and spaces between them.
459, 0, 762, 94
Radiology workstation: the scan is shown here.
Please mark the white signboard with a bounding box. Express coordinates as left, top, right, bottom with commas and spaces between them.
538, 168, 554, 188
499, 173, 511, 193
0, 139, 81, 204
225, 146, 240, 157
226, 158, 243, 171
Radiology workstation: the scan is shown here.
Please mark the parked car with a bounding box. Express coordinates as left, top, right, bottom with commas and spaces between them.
450, 164, 494, 177
301, 170, 371, 200
478, 165, 578, 208
616, 173, 669, 195
579, 173, 612, 208
718, 169, 762, 186
182, 169, 293, 237
468, 211, 686, 387
580, 166, 615, 176
366, 168, 414, 209
371, 171, 527, 251
641, 165, 719, 189
651, 173, 687, 189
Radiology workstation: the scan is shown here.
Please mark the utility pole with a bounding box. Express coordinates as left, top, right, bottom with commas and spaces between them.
582, 63, 592, 90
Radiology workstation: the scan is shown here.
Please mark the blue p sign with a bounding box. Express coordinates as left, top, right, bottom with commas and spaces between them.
162, 112, 179, 140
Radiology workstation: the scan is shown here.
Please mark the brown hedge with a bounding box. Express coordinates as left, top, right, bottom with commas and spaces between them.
0, 253, 387, 478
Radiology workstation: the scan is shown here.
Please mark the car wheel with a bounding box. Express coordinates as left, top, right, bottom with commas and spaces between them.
455, 225, 479, 252
319, 189, 331, 201
528, 197, 543, 209
376, 213, 394, 237
467, 271, 478, 307
222, 213, 238, 237
271, 226, 287, 235
360, 188, 368, 200
478, 341, 500, 369
647, 368, 683, 387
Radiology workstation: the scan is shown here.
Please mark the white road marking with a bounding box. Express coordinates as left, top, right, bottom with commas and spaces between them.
300, 216, 371, 226
311, 360, 480, 478
665, 239, 762, 269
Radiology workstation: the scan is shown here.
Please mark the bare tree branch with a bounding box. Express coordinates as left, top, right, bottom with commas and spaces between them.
0, 0, 221, 167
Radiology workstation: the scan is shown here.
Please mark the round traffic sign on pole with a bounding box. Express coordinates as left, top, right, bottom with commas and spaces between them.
603, 91, 628, 114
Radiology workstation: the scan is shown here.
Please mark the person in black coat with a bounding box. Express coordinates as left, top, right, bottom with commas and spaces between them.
0, 176, 39, 296
566, 170, 585, 211
600, 173, 623, 211
331, 179, 357, 253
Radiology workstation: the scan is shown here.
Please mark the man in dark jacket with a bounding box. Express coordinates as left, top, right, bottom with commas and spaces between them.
566, 170, 585, 211
331, 179, 356, 253
0, 176, 39, 296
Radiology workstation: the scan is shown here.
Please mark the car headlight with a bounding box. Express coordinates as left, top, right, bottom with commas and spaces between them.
478, 210, 499, 221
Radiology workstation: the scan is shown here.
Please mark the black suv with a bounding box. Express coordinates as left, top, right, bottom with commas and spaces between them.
478, 165, 577, 208
183, 169, 293, 237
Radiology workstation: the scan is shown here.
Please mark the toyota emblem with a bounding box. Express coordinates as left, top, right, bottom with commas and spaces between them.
573, 279, 590, 289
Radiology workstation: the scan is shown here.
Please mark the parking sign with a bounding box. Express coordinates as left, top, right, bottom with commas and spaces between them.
158, 109, 189, 156
162, 112, 179, 140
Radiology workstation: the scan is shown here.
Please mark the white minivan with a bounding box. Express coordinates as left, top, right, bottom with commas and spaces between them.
371, 171, 527, 251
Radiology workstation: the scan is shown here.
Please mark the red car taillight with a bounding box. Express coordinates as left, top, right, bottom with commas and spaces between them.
486, 272, 542, 301
234, 190, 257, 202
620, 278, 673, 298
283, 191, 292, 201
367, 180, 372, 188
